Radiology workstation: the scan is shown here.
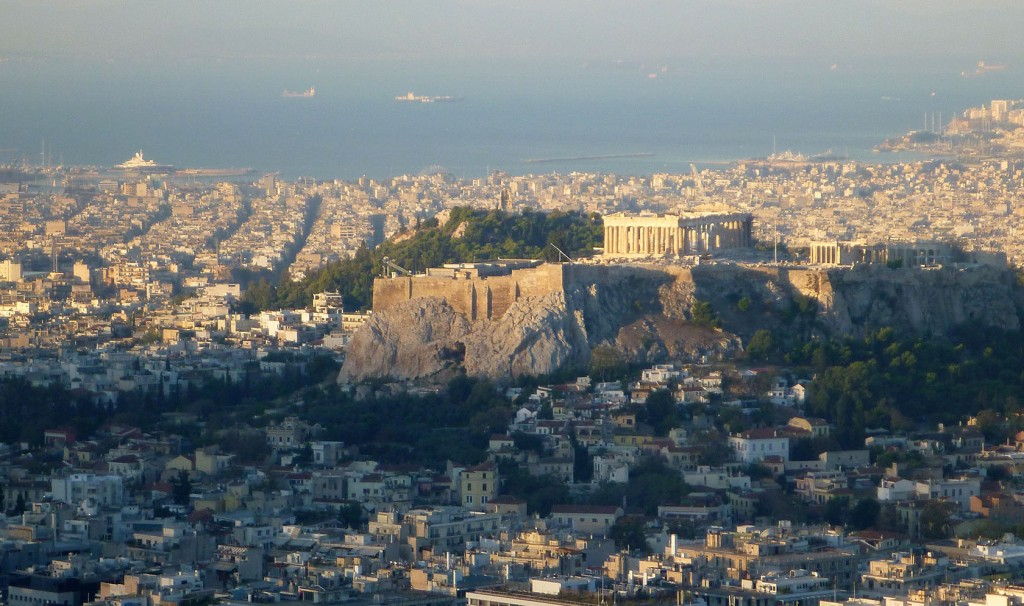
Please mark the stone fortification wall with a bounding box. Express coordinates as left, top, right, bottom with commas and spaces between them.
372, 263, 567, 321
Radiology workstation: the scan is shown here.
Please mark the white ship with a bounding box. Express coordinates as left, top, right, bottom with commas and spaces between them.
394, 91, 461, 103
115, 151, 174, 173
283, 87, 316, 98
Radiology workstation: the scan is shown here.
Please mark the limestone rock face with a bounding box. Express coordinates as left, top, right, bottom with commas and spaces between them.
614, 317, 743, 366
812, 265, 1021, 334
339, 262, 1024, 384
462, 292, 590, 379
338, 297, 471, 383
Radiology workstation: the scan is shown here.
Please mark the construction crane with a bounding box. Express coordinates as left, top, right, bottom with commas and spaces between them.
381, 256, 412, 277
548, 243, 574, 264
690, 163, 704, 192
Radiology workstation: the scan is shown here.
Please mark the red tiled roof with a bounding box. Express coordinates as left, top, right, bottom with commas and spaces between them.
737, 428, 785, 440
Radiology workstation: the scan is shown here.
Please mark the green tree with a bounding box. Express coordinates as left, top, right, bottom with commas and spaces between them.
645, 390, 679, 437
171, 470, 192, 506
499, 464, 569, 516
690, 300, 720, 329
571, 434, 594, 483
747, 329, 775, 361
625, 458, 690, 516
590, 345, 627, 381
877, 504, 907, 533
339, 502, 364, 528
295, 443, 314, 466
610, 515, 649, 551
823, 496, 850, 526
849, 498, 881, 530
920, 501, 954, 539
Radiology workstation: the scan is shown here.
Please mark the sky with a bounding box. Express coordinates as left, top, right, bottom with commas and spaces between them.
2, 1, 1024, 66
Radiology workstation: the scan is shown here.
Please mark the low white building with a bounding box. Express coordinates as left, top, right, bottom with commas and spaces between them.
51, 473, 124, 507
729, 428, 790, 463
877, 478, 916, 502
915, 477, 981, 509
592, 455, 631, 484
684, 466, 752, 491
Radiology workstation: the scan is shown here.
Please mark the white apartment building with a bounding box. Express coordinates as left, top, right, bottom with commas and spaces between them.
51, 473, 124, 507
729, 428, 790, 463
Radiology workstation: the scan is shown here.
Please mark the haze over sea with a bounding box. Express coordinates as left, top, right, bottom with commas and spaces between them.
2, 55, 1023, 180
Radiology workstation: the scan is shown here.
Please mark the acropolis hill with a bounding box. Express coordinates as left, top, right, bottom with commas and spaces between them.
370, 211, 757, 322
343, 257, 1022, 383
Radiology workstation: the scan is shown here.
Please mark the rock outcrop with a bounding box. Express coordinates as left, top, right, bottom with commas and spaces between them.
790, 264, 1021, 334
338, 297, 471, 383
614, 317, 743, 365
339, 261, 1024, 384
462, 291, 590, 379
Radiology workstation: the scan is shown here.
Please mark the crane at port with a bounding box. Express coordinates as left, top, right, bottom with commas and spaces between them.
381, 256, 413, 278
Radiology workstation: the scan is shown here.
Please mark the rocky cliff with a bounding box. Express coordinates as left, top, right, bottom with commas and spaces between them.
338, 298, 472, 383
339, 262, 1023, 383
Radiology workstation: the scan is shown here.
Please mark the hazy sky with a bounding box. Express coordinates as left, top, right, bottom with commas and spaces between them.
2, 1, 1024, 64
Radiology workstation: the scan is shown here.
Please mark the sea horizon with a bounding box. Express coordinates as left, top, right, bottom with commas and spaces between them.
1, 55, 1022, 180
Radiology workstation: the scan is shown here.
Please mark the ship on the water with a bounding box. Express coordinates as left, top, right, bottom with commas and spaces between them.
282, 87, 316, 98
394, 91, 461, 103
176, 167, 254, 178
115, 151, 174, 173
962, 60, 1007, 78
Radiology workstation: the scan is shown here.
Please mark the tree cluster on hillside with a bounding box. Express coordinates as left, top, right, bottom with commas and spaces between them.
302, 375, 513, 468
792, 325, 1024, 447
0, 354, 339, 446
240, 207, 603, 312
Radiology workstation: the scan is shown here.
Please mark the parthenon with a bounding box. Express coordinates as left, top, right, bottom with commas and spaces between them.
602, 211, 754, 257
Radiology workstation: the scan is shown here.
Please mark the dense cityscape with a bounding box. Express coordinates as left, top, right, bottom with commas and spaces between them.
7, 2, 1024, 606
0, 91, 1024, 606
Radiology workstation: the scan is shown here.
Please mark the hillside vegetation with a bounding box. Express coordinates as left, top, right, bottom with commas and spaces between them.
241, 207, 603, 312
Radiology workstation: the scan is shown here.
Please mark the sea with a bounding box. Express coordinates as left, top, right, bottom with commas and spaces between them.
1, 55, 1023, 180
